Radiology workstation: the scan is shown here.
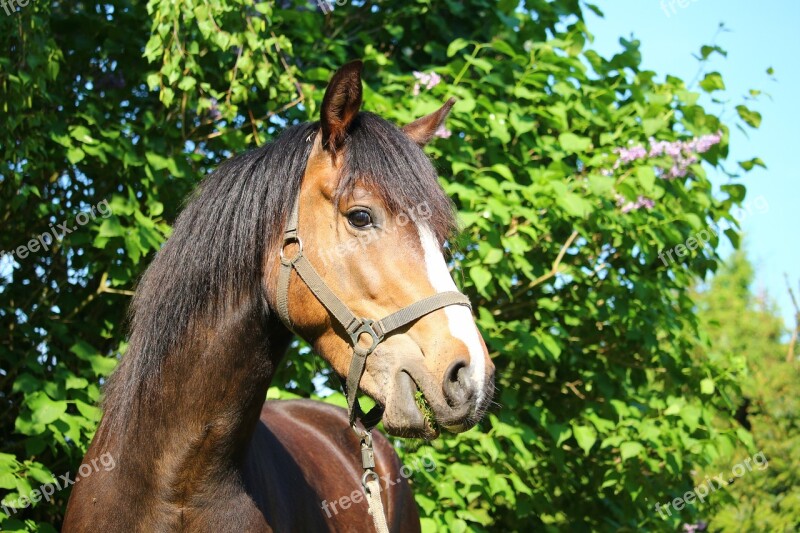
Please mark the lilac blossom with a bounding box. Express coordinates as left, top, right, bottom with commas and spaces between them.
665, 141, 683, 158
611, 131, 722, 179
665, 153, 699, 180
693, 131, 722, 153
683, 521, 708, 533
648, 139, 670, 157
412, 71, 442, 96
616, 194, 655, 213
613, 144, 648, 167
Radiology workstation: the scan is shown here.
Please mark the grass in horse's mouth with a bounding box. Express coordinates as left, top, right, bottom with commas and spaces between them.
415, 390, 439, 431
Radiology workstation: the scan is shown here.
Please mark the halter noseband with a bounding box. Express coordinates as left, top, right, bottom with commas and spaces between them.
275, 195, 472, 428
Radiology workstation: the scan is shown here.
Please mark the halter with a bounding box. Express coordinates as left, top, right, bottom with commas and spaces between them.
274, 188, 472, 532
275, 195, 472, 428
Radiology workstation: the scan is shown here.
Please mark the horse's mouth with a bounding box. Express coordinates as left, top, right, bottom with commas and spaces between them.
381, 369, 476, 440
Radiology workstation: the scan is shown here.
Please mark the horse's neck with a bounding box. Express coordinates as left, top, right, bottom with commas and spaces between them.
93, 301, 290, 520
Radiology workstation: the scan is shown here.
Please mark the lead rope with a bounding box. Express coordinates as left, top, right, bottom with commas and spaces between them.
276, 194, 472, 532
357, 428, 390, 533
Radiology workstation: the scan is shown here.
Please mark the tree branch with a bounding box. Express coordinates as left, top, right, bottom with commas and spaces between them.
525, 230, 580, 290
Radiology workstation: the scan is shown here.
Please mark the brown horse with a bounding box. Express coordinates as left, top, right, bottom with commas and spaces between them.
63, 61, 495, 532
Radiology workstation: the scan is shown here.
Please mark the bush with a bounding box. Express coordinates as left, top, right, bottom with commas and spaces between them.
0, 1, 768, 530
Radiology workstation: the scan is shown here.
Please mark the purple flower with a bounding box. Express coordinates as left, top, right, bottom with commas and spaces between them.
605, 131, 723, 180
648, 138, 669, 157
638, 196, 655, 209
683, 522, 708, 533
665, 141, 683, 158
434, 125, 451, 139
412, 71, 442, 96
610, 131, 722, 178
694, 132, 722, 153
667, 164, 687, 179
613, 144, 648, 167
616, 194, 655, 213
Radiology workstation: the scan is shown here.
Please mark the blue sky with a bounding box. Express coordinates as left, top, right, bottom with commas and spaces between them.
585, 0, 799, 328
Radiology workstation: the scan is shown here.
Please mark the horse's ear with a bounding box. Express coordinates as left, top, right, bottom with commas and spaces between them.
320, 60, 363, 152
402, 97, 456, 147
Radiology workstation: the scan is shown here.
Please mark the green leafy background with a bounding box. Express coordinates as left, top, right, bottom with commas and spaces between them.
1, 1, 795, 531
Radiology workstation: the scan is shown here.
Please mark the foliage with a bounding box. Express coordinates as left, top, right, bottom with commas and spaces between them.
693, 251, 799, 532
0, 0, 769, 530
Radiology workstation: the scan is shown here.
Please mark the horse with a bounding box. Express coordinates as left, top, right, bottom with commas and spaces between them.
63, 61, 495, 532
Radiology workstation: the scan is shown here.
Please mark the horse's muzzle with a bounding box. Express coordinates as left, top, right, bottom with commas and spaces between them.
382, 362, 493, 440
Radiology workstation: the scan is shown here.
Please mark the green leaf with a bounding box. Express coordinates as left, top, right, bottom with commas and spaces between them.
700, 45, 727, 59
447, 38, 471, 57
0, 472, 17, 490
12, 374, 40, 394
483, 248, 504, 265
736, 105, 762, 128
27, 392, 67, 425
642, 117, 667, 137
636, 166, 656, 192
70, 341, 118, 376
69, 125, 93, 143
25, 465, 55, 485
96, 217, 125, 238
724, 227, 741, 249
65, 375, 89, 390
143, 35, 162, 60
699, 72, 725, 92
558, 132, 591, 153
490, 164, 514, 181
739, 157, 766, 171
75, 400, 102, 422
465, 55, 492, 73
722, 184, 746, 203
620, 441, 645, 462
679, 405, 702, 431
557, 192, 592, 218
547, 423, 572, 447
178, 76, 196, 91
67, 147, 85, 164
469, 266, 492, 297
572, 424, 597, 455
491, 39, 516, 57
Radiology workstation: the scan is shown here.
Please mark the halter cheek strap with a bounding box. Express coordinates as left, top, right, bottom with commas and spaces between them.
275, 197, 471, 427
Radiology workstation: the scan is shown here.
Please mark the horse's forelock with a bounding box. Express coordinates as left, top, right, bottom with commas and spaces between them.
336, 112, 457, 245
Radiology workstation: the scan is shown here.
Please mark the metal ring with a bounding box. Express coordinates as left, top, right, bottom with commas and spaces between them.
361, 469, 379, 490
350, 318, 382, 355
279, 236, 303, 263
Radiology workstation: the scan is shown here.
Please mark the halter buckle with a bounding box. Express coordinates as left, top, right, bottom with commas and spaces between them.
349, 318, 382, 355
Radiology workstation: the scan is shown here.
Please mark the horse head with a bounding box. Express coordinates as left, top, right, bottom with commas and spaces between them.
268, 61, 495, 439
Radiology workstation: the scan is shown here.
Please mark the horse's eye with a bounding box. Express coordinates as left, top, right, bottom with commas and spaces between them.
347, 209, 373, 228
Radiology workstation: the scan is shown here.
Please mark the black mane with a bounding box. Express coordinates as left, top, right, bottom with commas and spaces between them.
103, 112, 456, 429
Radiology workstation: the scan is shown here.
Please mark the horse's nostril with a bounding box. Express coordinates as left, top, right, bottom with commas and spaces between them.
445, 359, 468, 383
442, 359, 474, 406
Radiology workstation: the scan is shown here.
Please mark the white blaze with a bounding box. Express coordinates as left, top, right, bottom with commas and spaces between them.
418, 226, 486, 400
